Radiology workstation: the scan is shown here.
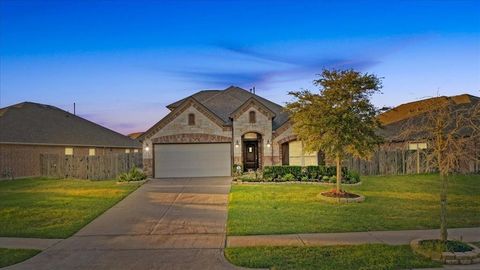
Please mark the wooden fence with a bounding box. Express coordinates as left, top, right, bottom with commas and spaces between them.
40, 153, 143, 180
344, 149, 479, 176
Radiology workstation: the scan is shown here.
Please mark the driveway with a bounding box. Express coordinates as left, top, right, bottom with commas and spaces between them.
6, 177, 241, 270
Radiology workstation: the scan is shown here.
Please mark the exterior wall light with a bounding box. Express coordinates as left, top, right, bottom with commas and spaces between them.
145, 145, 150, 152
235, 140, 240, 148
266, 140, 271, 148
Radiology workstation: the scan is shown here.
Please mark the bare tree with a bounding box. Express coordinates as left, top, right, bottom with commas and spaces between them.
397, 97, 480, 241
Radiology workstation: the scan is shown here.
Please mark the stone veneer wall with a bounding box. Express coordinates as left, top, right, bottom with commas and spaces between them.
272, 122, 297, 165
233, 106, 273, 167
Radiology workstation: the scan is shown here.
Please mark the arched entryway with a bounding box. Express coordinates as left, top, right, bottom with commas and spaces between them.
242, 132, 262, 171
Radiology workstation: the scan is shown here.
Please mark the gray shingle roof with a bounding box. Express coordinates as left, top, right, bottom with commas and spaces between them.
167, 86, 289, 129
0, 102, 141, 148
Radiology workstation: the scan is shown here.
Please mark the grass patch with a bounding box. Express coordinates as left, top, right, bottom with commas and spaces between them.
0, 248, 40, 268
228, 174, 480, 235
419, 239, 473, 253
225, 244, 441, 270
0, 177, 141, 238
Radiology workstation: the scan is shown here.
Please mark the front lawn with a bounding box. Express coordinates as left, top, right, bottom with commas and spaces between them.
228, 174, 480, 235
0, 248, 40, 268
225, 244, 441, 270
0, 177, 141, 238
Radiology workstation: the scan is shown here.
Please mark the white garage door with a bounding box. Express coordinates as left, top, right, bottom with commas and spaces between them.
154, 143, 231, 178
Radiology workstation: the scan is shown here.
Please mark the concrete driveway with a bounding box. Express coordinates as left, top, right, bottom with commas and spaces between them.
6, 177, 241, 270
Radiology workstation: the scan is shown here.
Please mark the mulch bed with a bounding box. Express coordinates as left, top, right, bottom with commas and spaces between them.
320, 190, 360, 198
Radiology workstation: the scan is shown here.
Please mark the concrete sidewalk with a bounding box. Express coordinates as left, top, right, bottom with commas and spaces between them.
0, 237, 62, 250
227, 227, 480, 247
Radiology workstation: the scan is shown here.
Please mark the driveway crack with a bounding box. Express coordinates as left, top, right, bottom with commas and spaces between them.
148, 184, 186, 235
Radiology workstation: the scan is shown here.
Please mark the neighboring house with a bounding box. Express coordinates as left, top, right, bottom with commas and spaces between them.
345, 94, 480, 175
0, 102, 142, 178
378, 93, 479, 146
141, 86, 323, 178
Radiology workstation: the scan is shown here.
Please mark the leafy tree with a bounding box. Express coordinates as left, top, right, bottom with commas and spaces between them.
286, 69, 383, 193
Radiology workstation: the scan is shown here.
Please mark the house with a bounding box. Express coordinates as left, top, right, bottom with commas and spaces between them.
345, 94, 480, 175
378, 93, 479, 145
0, 102, 142, 178
141, 86, 323, 178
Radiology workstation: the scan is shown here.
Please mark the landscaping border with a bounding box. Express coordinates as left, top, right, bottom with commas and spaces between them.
410, 239, 480, 265
232, 180, 362, 186
317, 193, 365, 203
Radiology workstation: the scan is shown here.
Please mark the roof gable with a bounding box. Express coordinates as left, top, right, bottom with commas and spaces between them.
230, 97, 276, 120
164, 86, 290, 129
142, 97, 228, 140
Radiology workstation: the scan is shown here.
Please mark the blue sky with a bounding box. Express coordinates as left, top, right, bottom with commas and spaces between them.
1, 0, 479, 134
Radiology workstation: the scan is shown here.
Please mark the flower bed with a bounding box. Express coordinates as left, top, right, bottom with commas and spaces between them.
411, 239, 480, 265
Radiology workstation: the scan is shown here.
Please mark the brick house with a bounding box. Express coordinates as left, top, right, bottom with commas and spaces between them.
141, 86, 323, 178
0, 102, 141, 178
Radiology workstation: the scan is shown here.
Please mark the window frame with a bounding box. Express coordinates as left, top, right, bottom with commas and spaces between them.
188, 113, 195, 126
249, 111, 256, 123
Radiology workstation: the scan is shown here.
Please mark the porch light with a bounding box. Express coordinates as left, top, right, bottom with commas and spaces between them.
266, 140, 271, 148
145, 145, 150, 152
235, 140, 239, 148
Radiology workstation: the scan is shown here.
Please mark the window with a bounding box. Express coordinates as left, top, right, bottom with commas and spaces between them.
188, 113, 195, 125
89, 148, 95, 156
65, 147, 73, 156
288, 141, 317, 166
133, 149, 139, 153
125, 149, 131, 154
249, 111, 256, 123
408, 142, 427, 150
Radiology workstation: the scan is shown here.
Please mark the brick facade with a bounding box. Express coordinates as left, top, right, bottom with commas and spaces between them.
143, 97, 295, 177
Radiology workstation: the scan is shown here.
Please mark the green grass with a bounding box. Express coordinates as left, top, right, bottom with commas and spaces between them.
0, 248, 40, 268
225, 245, 441, 270
228, 174, 480, 235
0, 177, 141, 238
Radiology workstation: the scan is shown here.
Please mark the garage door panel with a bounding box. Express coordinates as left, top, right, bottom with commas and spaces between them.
154, 143, 231, 178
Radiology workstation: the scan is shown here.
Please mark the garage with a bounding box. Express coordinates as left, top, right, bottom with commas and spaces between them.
154, 143, 231, 178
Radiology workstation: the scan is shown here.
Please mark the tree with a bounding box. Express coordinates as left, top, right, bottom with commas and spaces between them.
286, 69, 383, 193
398, 97, 480, 241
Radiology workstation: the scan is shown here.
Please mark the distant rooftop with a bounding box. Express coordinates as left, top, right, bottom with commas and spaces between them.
0, 102, 141, 148
379, 94, 479, 125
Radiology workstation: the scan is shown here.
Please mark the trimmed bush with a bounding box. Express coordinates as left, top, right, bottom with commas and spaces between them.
262, 165, 361, 183
283, 173, 295, 181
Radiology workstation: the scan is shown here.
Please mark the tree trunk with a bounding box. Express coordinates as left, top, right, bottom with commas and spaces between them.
336, 154, 342, 193
440, 173, 448, 242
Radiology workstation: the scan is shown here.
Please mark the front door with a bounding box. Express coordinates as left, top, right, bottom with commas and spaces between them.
243, 141, 258, 171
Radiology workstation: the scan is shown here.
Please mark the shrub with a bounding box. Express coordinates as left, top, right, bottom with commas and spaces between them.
329, 176, 337, 183
346, 170, 360, 183
283, 173, 295, 181
118, 166, 147, 182
262, 165, 361, 183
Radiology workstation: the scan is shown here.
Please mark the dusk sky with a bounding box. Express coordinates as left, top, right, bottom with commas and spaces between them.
1, 0, 479, 135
